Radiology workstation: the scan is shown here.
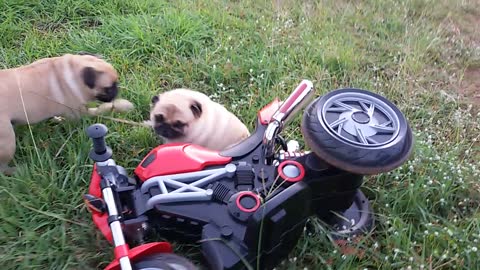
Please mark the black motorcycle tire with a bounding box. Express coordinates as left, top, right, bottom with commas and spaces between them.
301, 88, 414, 175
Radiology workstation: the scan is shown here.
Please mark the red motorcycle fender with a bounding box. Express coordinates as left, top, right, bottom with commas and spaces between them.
104, 242, 173, 270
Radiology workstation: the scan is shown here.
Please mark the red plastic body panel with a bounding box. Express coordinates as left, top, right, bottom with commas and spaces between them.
104, 242, 173, 270
88, 164, 113, 243
134, 143, 232, 182
258, 98, 282, 125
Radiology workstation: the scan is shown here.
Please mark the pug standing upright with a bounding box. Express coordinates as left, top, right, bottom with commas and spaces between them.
0, 53, 125, 175
148, 88, 250, 151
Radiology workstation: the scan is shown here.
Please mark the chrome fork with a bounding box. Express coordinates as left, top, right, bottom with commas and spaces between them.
263, 80, 315, 164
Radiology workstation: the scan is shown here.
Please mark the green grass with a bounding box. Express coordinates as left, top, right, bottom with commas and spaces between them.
1, 0, 480, 269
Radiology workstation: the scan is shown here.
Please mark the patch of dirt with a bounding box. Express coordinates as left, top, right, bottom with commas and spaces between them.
461, 11, 480, 106
460, 67, 480, 105
447, 9, 480, 106
458, 12, 480, 48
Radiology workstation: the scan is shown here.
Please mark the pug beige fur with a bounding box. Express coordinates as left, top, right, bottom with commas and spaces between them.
0, 53, 132, 175
147, 88, 250, 151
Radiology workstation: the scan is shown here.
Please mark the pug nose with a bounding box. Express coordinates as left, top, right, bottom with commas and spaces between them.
155, 114, 165, 123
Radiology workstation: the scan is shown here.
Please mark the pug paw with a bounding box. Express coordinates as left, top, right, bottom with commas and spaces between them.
112, 98, 134, 113
88, 99, 134, 116
87, 107, 100, 115
142, 120, 153, 127
52, 116, 65, 123
0, 165, 16, 176
88, 103, 114, 115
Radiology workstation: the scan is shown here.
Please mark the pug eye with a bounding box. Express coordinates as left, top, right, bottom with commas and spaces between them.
173, 121, 185, 128
155, 114, 164, 122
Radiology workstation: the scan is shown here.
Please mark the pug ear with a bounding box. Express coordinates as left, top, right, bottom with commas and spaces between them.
81, 66, 97, 89
190, 100, 202, 119
151, 95, 159, 104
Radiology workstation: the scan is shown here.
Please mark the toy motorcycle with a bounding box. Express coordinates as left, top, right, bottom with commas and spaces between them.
83, 79, 413, 270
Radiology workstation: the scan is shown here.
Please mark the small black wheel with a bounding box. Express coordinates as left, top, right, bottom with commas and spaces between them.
301, 88, 413, 175
323, 190, 375, 239
133, 253, 198, 270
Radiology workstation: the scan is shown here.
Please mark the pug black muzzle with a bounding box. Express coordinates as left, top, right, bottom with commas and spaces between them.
96, 82, 119, 102
154, 123, 184, 139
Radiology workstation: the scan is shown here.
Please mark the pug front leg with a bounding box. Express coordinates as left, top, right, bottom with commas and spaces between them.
87, 107, 101, 116
0, 119, 17, 176
142, 120, 153, 127
88, 99, 135, 116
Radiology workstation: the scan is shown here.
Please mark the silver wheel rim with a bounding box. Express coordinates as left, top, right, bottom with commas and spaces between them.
320, 92, 401, 147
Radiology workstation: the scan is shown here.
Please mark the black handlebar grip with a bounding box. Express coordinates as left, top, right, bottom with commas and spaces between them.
86, 124, 112, 162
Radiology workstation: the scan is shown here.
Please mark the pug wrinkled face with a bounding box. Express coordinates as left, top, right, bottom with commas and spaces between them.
150, 94, 203, 140
78, 55, 119, 103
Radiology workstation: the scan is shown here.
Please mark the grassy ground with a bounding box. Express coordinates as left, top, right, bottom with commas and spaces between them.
1, 0, 479, 269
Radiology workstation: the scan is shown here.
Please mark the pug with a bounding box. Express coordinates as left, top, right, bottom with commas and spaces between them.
147, 88, 250, 151
0, 53, 132, 175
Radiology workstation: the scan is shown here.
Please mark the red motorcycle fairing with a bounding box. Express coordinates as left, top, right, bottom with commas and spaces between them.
258, 98, 282, 125
88, 164, 113, 243
134, 143, 232, 182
